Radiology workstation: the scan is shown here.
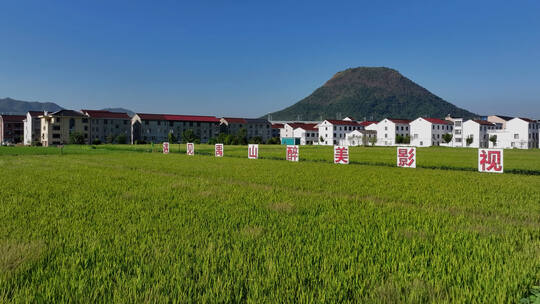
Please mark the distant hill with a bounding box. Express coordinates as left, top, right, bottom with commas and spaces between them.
266, 67, 477, 121
0, 97, 63, 115
101, 108, 135, 117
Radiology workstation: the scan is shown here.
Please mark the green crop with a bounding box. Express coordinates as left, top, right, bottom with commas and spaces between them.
0, 146, 539, 303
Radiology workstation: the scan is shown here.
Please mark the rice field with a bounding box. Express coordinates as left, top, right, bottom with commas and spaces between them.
0, 145, 539, 303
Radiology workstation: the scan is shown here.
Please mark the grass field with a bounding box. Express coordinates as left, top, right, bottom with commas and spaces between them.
0, 145, 539, 303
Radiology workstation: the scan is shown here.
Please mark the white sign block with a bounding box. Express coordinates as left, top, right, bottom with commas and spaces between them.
215, 144, 223, 157
333, 146, 349, 164
186, 143, 195, 156
162, 142, 169, 154
396, 147, 416, 168
478, 148, 503, 173
248, 144, 258, 159
286, 145, 299, 162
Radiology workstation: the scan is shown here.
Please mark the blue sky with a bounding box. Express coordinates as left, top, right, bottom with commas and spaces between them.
1, 0, 539, 118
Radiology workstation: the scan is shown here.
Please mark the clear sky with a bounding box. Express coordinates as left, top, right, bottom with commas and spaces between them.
1, 0, 539, 118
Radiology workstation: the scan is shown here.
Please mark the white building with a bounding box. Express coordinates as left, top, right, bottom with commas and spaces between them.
410, 117, 454, 147
462, 120, 497, 148
487, 115, 513, 129
317, 119, 365, 145
23, 111, 43, 145
365, 118, 411, 146
281, 123, 318, 145
343, 130, 377, 146
488, 117, 539, 149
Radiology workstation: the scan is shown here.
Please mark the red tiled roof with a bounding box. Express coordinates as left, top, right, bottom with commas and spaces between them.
82, 110, 130, 119
28, 111, 44, 117
421, 117, 452, 125
222, 117, 247, 124
137, 113, 220, 122
1, 115, 25, 122
387, 118, 412, 124
325, 119, 362, 126
359, 121, 378, 126
472, 120, 495, 126
518, 117, 535, 123
287, 123, 318, 131
271, 123, 284, 129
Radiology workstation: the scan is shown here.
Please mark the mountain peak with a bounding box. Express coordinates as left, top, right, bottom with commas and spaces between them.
266, 67, 476, 121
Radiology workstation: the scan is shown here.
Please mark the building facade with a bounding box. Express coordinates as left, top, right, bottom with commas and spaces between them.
365, 118, 411, 146
82, 110, 131, 144
39, 110, 90, 146
220, 118, 272, 142
488, 117, 539, 149
410, 117, 453, 147
280, 123, 318, 145
343, 130, 377, 146
0, 115, 25, 144
23, 111, 43, 145
462, 120, 497, 148
317, 119, 364, 145
132, 113, 220, 144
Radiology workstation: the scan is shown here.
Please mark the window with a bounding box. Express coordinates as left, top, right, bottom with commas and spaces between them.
169, 121, 173, 127
157, 121, 161, 126
69, 118, 75, 129
53, 126, 60, 131
385, 126, 388, 131
514, 134, 519, 139
82, 118, 88, 123
124, 120, 128, 125
104, 119, 108, 124
53, 134, 60, 138
84, 126, 88, 131
145, 121, 149, 125
116, 125, 119, 129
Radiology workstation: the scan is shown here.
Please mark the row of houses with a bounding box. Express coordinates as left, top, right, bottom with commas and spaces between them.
274, 115, 540, 149
1, 109, 538, 149
0, 110, 273, 146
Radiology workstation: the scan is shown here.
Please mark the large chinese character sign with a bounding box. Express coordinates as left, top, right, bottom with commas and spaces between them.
186, 143, 194, 156
334, 146, 349, 164
215, 144, 223, 157
397, 147, 416, 168
286, 145, 299, 162
478, 149, 503, 173
248, 144, 258, 159
162, 142, 169, 154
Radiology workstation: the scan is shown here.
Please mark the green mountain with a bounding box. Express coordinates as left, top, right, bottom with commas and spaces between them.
266, 67, 476, 121
0, 97, 63, 114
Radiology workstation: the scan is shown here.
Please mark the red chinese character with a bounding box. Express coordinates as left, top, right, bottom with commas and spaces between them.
187, 143, 194, 155
215, 144, 223, 157
397, 147, 415, 168
286, 145, 299, 161
479, 150, 502, 172
163, 142, 169, 154
334, 146, 349, 164
248, 144, 258, 159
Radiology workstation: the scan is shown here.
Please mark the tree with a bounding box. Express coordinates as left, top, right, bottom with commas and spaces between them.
237, 128, 248, 145
249, 136, 263, 144
489, 135, 497, 147
466, 135, 473, 146
168, 132, 177, 143
106, 134, 115, 144
69, 132, 85, 144
395, 134, 404, 144
319, 136, 324, 143
116, 134, 127, 144
442, 133, 453, 144
404, 135, 411, 144
181, 129, 198, 143
267, 137, 280, 144
369, 135, 377, 146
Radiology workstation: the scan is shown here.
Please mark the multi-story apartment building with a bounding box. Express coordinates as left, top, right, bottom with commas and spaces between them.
220, 118, 272, 142
280, 123, 318, 145
487, 115, 513, 129
462, 120, 497, 148
343, 130, 377, 146
39, 110, 90, 146
365, 118, 411, 146
23, 111, 43, 145
316, 119, 364, 145
488, 117, 539, 149
132, 113, 220, 144
271, 123, 283, 139
82, 110, 131, 144
0, 114, 25, 144
410, 117, 453, 147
